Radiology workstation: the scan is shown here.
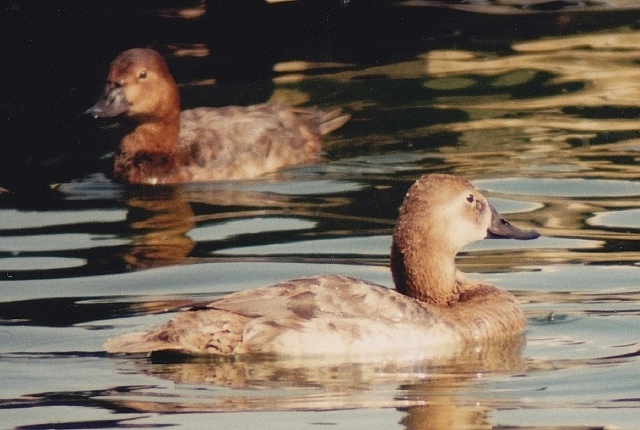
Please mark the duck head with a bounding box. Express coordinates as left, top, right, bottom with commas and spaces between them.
391, 174, 539, 305
85, 48, 181, 124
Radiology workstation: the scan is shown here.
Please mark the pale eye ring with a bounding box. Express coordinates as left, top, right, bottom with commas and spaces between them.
466, 194, 474, 203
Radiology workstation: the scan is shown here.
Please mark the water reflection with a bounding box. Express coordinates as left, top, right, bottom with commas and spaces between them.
122, 189, 195, 270
1, 176, 376, 278
90, 333, 525, 429
419, 31, 640, 182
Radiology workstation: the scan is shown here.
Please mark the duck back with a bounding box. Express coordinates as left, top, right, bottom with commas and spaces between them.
103, 275, 523, 359
174, 104, 348, 182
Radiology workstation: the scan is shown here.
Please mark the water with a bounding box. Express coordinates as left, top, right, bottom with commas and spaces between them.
3, 1, 640, 428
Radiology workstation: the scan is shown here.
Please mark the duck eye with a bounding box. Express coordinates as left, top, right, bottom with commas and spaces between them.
466, 194, 474, 203
139, 70, 147, 79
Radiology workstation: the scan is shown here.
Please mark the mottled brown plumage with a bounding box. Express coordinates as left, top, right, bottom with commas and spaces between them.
104, 174, 539, 358
87, 48, 349, 184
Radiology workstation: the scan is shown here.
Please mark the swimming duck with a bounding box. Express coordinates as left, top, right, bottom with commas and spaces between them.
86, 48, 349, 184
104, 174, 539, 357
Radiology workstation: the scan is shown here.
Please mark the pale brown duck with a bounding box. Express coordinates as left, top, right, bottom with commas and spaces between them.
86, 48, 349, 184
104, 174, 539, 359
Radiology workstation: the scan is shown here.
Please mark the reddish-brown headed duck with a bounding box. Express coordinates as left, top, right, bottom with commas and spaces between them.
104, 174, 539, 360
86, 48, 349, 184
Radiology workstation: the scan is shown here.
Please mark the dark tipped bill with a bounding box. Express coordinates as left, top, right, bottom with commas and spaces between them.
487, 205, 540, 240
84, 84, 131, 119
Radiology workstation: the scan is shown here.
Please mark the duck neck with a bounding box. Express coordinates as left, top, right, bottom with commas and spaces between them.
391, 235, 460, 306
113, 112, 181, 183
119, 109, 181, 156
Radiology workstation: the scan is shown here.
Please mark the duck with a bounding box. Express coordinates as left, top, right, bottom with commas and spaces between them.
85, 48, 350, 185
104, 174, 539, 358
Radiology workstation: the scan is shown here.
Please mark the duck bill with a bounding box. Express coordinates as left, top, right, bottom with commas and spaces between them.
486, 205, 540, 240
84, 84, 131, 119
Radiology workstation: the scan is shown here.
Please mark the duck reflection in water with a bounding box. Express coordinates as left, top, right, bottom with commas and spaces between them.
118, 183, 349, 271
122, 188, 196, 270
104, 335, 526, 428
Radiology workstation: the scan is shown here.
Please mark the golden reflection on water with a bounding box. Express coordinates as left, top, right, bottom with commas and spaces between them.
426, 31, 640, 110
285, 27, 640, 177
423, 30, 640, 180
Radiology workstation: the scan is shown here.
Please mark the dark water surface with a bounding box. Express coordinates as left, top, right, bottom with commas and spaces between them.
3, 1, 640, 428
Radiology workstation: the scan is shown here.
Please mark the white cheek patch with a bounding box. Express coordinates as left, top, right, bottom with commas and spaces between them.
436, 198, 488, 250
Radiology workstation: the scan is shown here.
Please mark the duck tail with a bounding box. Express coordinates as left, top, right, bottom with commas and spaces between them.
294, 107, 350, 135
317, 109, 351, 135
103, 308, 248, 355
103, 331, 176, 355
